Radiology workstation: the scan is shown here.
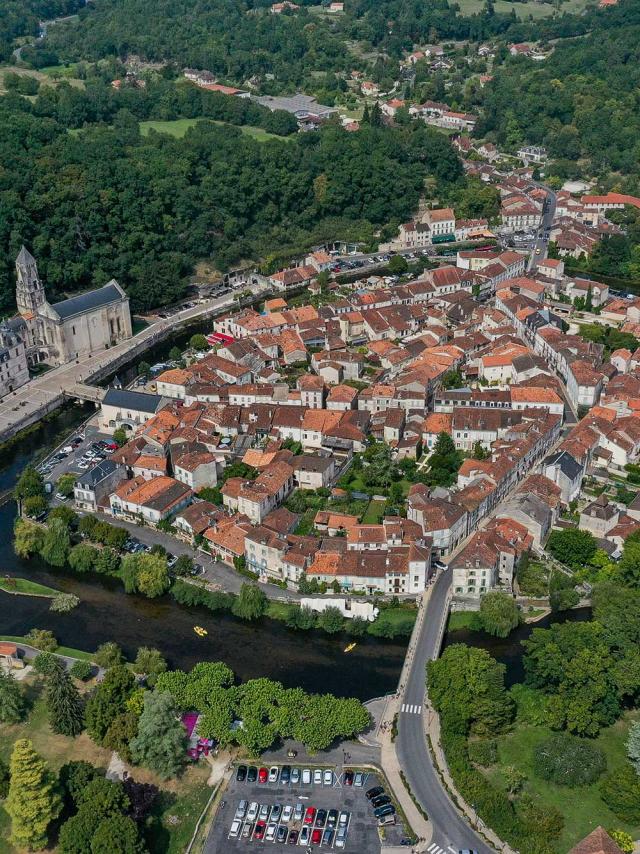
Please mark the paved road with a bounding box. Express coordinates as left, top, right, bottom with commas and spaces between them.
527, 188, 557, 272
396, 571, 493, 854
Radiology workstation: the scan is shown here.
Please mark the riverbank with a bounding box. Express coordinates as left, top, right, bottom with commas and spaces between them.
0, 577, 59, 597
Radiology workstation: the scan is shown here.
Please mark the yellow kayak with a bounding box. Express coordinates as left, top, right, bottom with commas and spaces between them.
344, 643, 357, 653
194, 626, 208, 637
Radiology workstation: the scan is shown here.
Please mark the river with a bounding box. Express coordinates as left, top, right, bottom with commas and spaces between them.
443, 606, 591, 687
0, 353, 407, 700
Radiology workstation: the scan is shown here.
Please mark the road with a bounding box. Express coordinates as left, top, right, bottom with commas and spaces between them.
396, 571, 493, 854
527, 188, 557, 272
0, 281, 268, 443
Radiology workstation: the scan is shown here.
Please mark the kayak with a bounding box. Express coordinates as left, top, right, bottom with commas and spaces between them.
194, 626, 208, 637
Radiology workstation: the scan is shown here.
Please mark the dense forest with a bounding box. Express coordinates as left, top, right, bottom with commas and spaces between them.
0, 86, 462, 313
479, 2, 640, 177
0, 0, 84, 62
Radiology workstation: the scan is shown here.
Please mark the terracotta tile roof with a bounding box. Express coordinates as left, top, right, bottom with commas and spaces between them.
569, 827, 624, 854
423, 413, 453, 434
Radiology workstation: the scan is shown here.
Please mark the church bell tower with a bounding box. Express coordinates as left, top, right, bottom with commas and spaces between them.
15, 246, 46, 317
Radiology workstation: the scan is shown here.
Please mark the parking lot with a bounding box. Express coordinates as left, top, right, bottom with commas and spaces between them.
206, 764, 409, 852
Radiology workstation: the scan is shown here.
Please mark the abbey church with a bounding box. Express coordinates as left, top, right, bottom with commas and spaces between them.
9, 247, 132, 369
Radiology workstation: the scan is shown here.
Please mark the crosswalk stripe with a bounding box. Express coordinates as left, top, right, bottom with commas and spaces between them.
428, 844, 438, 852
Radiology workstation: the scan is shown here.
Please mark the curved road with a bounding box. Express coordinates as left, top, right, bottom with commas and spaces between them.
396, 570, 494, 854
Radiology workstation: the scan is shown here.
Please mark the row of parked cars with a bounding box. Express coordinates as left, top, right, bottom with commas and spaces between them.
229, 801, 351, 847
366, 784, 396, 826
236, 765, 363, 788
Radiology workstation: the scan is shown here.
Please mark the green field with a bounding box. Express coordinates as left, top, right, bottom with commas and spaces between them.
139, 118, 291, 142
455, 0, 593, 18
0, 578, 58, 597
486, 714, 640, 851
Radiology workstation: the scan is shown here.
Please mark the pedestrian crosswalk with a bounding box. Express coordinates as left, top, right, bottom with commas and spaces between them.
401, 703, 422, 715
427, 843, 455, 854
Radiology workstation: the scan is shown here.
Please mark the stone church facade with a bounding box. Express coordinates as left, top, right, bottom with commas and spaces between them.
12, 247, 132, 368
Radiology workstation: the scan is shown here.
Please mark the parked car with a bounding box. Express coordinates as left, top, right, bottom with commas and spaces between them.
299, 826, 310, 845
323, 769, 333, 786
372, 795, 391, 808
259, 804, 270, 821
241, 822, 253, 839
247, 766, 258, 784
315, 809, 327, 828
235, 800, 247, 820
366, 786, 384, 800
258, 767, 268, 784
236, 765, 247, 782
294, 803, 304, 823
270, 804, 281, 823
290, 767, 300, 785
254, 821, 266, 840
277, 825, 287, 843
280, 765, 291, 784
247, 802, 259, 821
327, 809, 338, 828
354, 771, 365, 787
302, 769, 312, 785
281, 805, 293, 823
343, 769, 354, 786
335, 826, 347, 849
338, 811, 350, 826
287, 829, 298, 844
374, 804, 396, 818
303, 807, 316, 825
229, 820, 241, 838
268, 766, 279, 783
265, 823, 277, 842
322, 828, 334, 845
378, 814, 396, 827
55, 492, 68, 501
313, 769, 322, 785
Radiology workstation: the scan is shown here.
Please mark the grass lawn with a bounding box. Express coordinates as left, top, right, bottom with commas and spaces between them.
487, 713, 640, 851
447, 611, 482, 631
0, 578, 58, 597
374, 607, 417, 636
139, 118, 292, 142
0, 679, 212, 853
361, 499, 387, 524
0, 635, 94, 662
454, 0, 593, 18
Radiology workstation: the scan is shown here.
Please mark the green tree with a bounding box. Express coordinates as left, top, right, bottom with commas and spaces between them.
600, 764, 640, 823
137, 361, 151, 377
46, 665, 85, 736
77, 777, 129, 817
480, 591, 520, 638
189, 333, 209, 350
547, 529, 597, 569
608, 830, 634, 854
387, 254, 408, 275
0, 671, 26, 723
173, 554, 193, 576
85, 666, 135, 744
58, 809, 99, 854
96, 547, 121, 575
13, 518, 45, 558
626, 720, 640, 774
133, 647, 167, 686
442, 370, 464, 389
113, 427, 128, 447
428, 644, 514, 736
40, 517, 71, 567
169, 346, 182, 362
130, 691, 186, 778
70, 660, 92, 681
25, 628, 58, 652
534, 733, 606, 786
318, 606, 345, 634
94, 642, 125, 669
14, 466, 45, 502
23, 495, 48, 518
91, 814, 146, 854
68, 543, 99, 573
5, 739, 62, 851
56, 474, 77, 497
232, 583, 268, 620
121, 552, 170, 598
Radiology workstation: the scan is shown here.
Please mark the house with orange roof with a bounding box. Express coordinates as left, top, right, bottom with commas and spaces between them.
422, 412, 453, 449
510, 386, 564, 416
326, 384, 358, 411
109, 475, 192, 525
301, 409, 342, 450
173, 449, 218, 490
479, 342, 530, 383
450, 529, 517, 599
407, 484, 468, 555
222, 461, 295, 523
264, 297, 288, 312
306, 544, 432, 594
132, 453, 168, 480
314, 510, 359, 535
204, 514, 252, 564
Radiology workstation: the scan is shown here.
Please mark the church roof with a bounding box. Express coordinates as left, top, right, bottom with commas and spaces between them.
16, 246, 36, 266
51, 280, 125, 321
103, 388, 164, 414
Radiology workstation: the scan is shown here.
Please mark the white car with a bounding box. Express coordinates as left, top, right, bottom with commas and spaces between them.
299, 826, 310, 845
259, 804, 270, 821
301, 769, 312, 785
235, 800, 247, 820
313, 769, 323, 785
265, 823, 277, 842
294, 803, 304, 822
247, 802, 259, 822
335, 826, 347, 849
323, 769, 333, 786
229, 820, 241, 838
338, 811, 349, 826
268, 766, 279, 783
282, 805, 293, 823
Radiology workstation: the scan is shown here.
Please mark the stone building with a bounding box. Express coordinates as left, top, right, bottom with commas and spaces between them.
11, 247, 132, 368
0, 321, 29, 396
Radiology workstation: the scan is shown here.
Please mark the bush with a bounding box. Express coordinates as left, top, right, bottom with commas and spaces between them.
26, 628, 58, 652
94, 642, 125, 669
600, 765, 640, 823
69, 660, 92, 681
50, 593, 80, 613
33, 652, 63, 676
468, 739, 498, 767
534, 734, 606, 786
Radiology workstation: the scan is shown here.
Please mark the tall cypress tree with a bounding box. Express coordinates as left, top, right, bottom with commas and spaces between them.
46, 665, 85, 737
5, 738, 62, 851
0, 671, 25, 723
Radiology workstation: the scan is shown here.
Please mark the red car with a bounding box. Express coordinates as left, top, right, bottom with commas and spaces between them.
254, 821, 266, 840
303, 807, 316, 825
311, 828, 322, 844
258, 767, 268, 784
105, 442, 118, 451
